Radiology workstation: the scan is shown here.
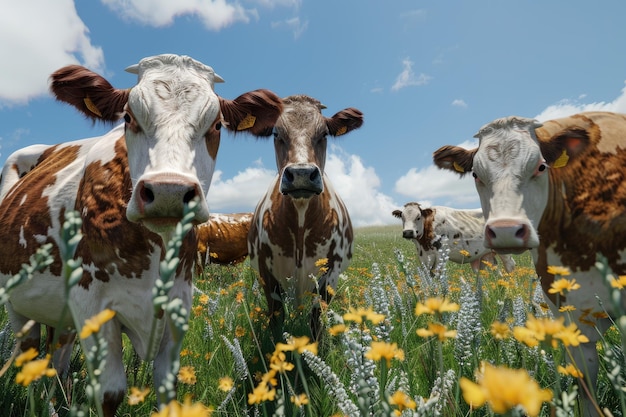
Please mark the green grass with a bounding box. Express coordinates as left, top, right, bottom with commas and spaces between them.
0, 224, 624, 416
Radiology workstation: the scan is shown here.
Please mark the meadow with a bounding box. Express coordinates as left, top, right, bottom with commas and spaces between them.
0, 222, 625, 416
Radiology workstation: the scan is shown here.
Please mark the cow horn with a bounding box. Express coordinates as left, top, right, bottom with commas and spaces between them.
213, 72, 225, 83
125, 64, 139, 74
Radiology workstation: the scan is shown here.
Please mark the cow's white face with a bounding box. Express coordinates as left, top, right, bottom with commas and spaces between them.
396, 203, 426, 240
123, 55, 223, 234
471, 117, 549, 253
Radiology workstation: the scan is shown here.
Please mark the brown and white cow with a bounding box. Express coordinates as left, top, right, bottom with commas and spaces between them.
433, 111, 626, 416
195, 212, 253, 272
247, 95, 362, 338
0, 54, 282, 416
392, 202, 515, 274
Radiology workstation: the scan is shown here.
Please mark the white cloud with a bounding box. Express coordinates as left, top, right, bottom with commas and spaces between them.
101, 0, 253, 30
0, 0, 104, 106
325, 145, 398, 227
271, 16, 309, 39
391, 58, 432, 91
452, 99, 467, 108
207, 146, 399, 227
206, 163, 276, 211
534, 82, 626, 121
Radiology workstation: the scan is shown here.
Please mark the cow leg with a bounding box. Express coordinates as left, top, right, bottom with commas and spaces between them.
259, 274, 284, 341
88, 321, 126, 417
7, 307, 40, 352
311, 281, 332, 341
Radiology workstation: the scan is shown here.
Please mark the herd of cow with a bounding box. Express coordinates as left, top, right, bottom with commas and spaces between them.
0, 54, 623, 416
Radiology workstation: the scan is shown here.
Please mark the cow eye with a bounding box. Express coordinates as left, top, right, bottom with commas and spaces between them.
534, 162, 548, 176
472, 172, 481, 183
215, 122, 222, 131
123, 113, 132, 124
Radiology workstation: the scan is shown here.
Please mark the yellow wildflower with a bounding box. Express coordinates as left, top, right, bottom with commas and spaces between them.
151, 395, 212, 417
460, 362, 552, 417
554, 322, 589, 347
315, 258, 328, 267
548, 278, 581, 296
610, 275, 626, 289
546, 265, 571, 276
559, 305, 576, 312
414, 297, 460, 316
326, 286, 336, 297
276, 335, 318, 355
364, 341, 405, 366
248, 380, 277, 404
513, 326, 540, 348
291, 393, 309, 407
558, 363, 584, 378
198, 293, 209, 305
235, 291, 244, 303
389, 390, 417, 416
128, 386, 150, 405
343, 307, 385, 325
269, 351, 295, 373
15, 354, 56, 386
416, 322, 457, 341
490, 321, 511, 340
79, 308, 116, 339
218, 376, 234, 392
459, 249, 470, 257
177, 366, 197, 385
328, 324, 346, 336
15, 347, 38, 367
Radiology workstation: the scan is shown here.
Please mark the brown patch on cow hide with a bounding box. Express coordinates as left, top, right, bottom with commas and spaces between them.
204, 119, 221, 160
0, 145, 78, 276
417, 207, 437, 250
538, 112, 626, 275
76, 137, 161, 288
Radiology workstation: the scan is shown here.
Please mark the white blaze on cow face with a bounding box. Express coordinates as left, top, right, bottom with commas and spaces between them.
124, 55, 224, 233
472, 117, 549, 253
395, 202, 427, 239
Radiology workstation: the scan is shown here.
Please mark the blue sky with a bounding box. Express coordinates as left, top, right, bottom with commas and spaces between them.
1, 1, 626, 227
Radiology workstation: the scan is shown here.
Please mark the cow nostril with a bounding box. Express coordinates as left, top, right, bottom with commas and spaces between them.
486, 226, 496, 240
140, 184, 155, 204
309, 169, 320, 182
183, 189, 197, 204
515, 224, 528, 239
284, 169, 294, 182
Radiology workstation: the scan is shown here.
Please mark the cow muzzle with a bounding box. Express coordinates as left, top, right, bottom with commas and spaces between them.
280, 164, 323, 199
484, 218, 536, 254
127, 174, 210, 233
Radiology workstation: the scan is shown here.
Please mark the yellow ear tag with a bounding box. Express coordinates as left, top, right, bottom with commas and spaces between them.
335, 126, 347, 136
83, 97, 102, 117
553, 149, 569, 168
453, 161, 465, 173
237, 114, 256, 130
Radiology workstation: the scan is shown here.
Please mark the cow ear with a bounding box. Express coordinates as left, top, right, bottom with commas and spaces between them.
50, 65, 129, 122
539, 129, 590, 169
422, 208, 434, 218
392, 209, 402, 218
326, 108, 364, 137
433, 145, 477, 177
219, 89, 283, 137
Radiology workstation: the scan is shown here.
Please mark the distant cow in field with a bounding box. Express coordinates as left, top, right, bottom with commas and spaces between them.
248, 95, 362, 338
0, 54, 282, 417
195, 212, 253, 273
392, 202, 515, 274
433, 111, 626, 416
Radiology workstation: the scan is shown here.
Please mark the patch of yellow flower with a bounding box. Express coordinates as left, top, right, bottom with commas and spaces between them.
388, 390, 417, 416
558, 363, 584, 378
610, 275, 626, 289
128, 386, 151, 405
14, 348, 56, 387
513, 315, 589, 349
490, 321, 511, 340
343, 306, 385, 325
414, 297, 459, 316
218, 376, 234, 392
547, 265, 571, 276
364, 341, 405, 366
291, 393, 309, 407
151, 395, 213, 417
548, 278, 581, 296
79, 308, 116, 339
416, 322, 457, 341
460, 362, 552, 417
178, 365, 197, 385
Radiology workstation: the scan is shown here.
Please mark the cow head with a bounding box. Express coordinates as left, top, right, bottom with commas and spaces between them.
392, 202, 433, 240
268, 95, 363, 199
50, 54, 282, 235
433, 115, 589, 253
